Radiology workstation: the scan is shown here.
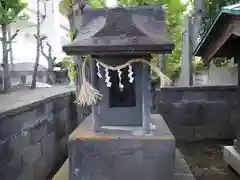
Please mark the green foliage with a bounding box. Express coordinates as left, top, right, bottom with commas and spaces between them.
60, 26, 79, 82
69, 29, 77, 41
61, 56, 78, 82
211, 57, 236, 68
165, 61, 181, 79
0, 0, 28, 25
118, 0, 188, 79
88, 0, 106, 8
193, 58, 206, 71
59, 0, 73, 14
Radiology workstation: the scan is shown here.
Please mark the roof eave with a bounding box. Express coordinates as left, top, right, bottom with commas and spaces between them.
193, 11, 223, 56
193, 7, 240, 57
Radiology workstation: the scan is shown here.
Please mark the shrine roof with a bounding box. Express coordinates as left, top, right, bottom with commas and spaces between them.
193, 3, 240, 64
62, 5, 174, 56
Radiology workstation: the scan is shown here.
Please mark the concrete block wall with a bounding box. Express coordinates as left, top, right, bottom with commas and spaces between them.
0, 88, 91, 180
154, 85, 238, 141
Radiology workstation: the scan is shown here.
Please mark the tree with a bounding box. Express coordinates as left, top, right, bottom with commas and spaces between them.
40, 37, 57, 84
0, 0, 27, 92
31, 0, 46, 89
118, 0, 188, 79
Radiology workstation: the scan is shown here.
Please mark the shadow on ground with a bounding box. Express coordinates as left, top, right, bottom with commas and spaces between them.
177, 140, 240, 180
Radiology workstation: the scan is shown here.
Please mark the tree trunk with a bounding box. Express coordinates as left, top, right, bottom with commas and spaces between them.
47, 59, 55, 84
2, 24, 11, 92
7, 24, 14, 67
31, 0, 41, 89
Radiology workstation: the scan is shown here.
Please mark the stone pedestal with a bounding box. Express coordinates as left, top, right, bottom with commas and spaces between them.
223, 146, 240, 175
224, 139, 240, 175
233, 139, 240, 153
53, 149, 196, 180
68, 114, 176, 180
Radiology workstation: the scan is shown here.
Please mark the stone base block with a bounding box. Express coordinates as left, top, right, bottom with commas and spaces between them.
233, 139, 240, 153
223, 146, 240, 175
68, 114, 176, 180
53, 149, 195, 180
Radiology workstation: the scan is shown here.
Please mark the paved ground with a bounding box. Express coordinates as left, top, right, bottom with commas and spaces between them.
177, 140, 240, 180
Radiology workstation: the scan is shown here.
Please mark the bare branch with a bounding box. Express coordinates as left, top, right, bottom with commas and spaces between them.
41, 35, 47, 41
52, 57, 57, 63
0, 29, 19, 43
33, 34, 37, 39
46, 42, 52, 51
33, 34, 47, 41
8, 29, 20, 42
40, 40, 48, 59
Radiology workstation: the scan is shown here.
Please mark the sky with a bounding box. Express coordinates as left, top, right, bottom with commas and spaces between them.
106, 0, 189, 7
106, 0, 117, 7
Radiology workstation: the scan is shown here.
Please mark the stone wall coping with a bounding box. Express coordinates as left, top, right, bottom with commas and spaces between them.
0, 85, 75, 120
157, 85, 237, 92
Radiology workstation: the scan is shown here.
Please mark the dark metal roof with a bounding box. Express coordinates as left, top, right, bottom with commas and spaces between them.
193, 4, 240, 64
62, 5, 174, 56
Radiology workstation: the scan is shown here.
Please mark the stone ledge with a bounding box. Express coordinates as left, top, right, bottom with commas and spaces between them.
0, 85, 75, 120
69, 114, 175, 141
158, 85, 237, 91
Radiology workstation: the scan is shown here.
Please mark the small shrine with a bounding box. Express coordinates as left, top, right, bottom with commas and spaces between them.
56, 4, 193, 180
63, 5, 173, 133
193, 3, 240, 176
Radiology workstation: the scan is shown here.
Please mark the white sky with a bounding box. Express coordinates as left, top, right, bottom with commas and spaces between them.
106, 0, 189, 7
106, 0, 117, 7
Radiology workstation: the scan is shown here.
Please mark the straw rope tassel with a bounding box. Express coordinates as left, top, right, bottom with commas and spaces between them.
74, 58, 103, 106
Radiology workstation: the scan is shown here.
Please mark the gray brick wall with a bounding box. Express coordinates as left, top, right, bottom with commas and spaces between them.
154, 85, 238, 141
0, 90, 91, 180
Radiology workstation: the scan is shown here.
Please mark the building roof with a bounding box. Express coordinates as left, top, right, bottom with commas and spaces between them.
193, 3, 240, 64
63, 5, 174, 56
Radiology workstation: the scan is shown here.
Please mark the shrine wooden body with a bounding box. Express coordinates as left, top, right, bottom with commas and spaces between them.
90, 56, 151, 133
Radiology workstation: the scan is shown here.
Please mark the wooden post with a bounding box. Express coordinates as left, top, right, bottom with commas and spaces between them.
237, 57, 240, 105
142, 63, 150, 133
75, 56, 82, 93
90, 57, 100, 132
159, 54, 165, 73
